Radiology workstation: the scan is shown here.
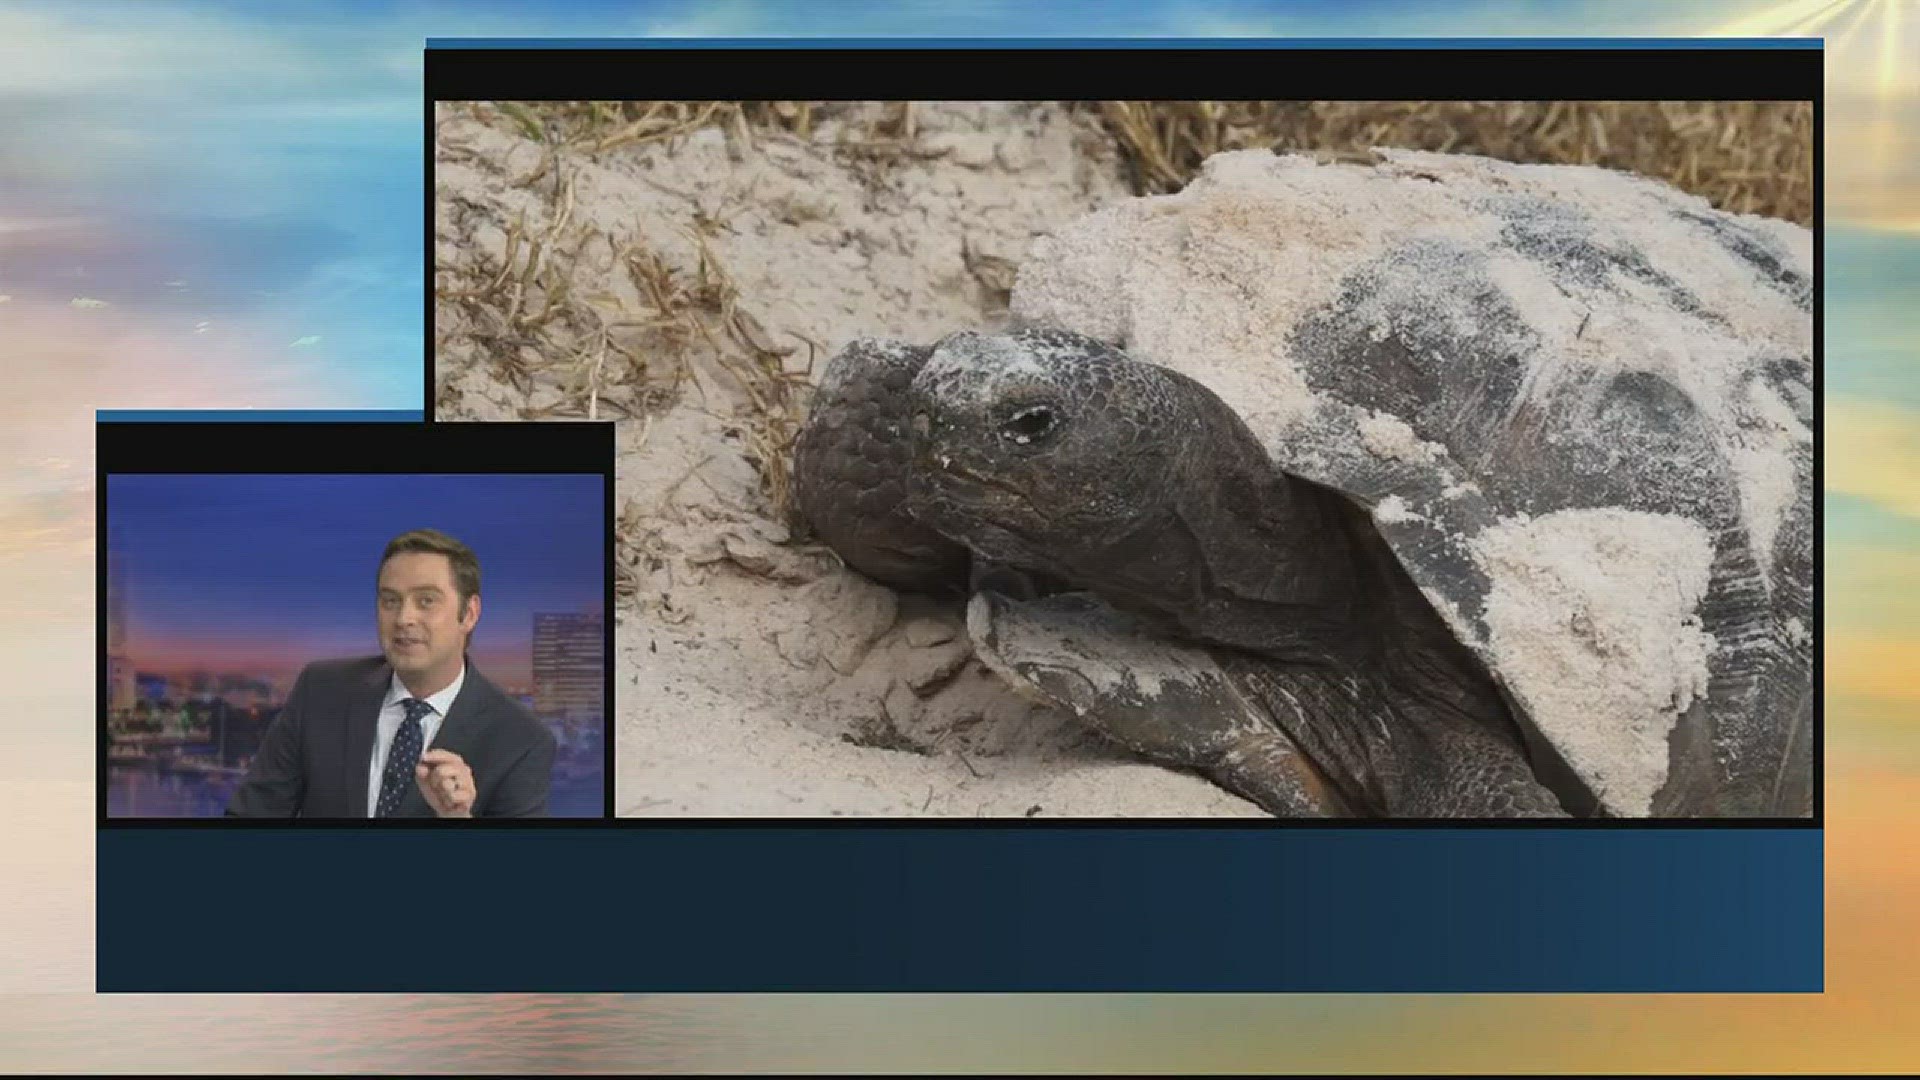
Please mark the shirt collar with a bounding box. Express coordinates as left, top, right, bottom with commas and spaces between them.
385, 661, 467, 719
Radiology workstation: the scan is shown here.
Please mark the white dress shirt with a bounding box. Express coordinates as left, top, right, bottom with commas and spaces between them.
365, 663, 466, 817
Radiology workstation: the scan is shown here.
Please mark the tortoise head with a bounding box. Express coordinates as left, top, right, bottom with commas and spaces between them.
904, 328, 1187, 567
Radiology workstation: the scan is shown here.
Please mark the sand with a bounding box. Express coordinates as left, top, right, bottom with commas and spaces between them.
1472, 508, 1717, 817
434, 102, 1263, 817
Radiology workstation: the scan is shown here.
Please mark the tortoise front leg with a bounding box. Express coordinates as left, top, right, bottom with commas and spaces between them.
1407, 725, 1570, 818
967, 591, 1349, 817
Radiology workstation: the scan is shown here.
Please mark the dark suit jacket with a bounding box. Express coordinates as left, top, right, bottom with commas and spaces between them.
225, 655, 556, 819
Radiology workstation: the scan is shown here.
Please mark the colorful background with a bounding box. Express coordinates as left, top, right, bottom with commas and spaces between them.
2, 0, 1913, 1071
100, 472, 606, 818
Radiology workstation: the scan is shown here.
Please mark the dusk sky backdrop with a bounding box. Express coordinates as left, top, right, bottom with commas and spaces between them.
106, 473, 605, 687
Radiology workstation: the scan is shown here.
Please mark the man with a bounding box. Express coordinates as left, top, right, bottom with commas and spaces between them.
226, 528, 556, 818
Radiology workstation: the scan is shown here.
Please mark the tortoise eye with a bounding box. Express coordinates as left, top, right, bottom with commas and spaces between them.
1002, 404, 1058, 443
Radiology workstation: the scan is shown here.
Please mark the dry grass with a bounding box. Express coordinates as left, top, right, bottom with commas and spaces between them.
438, 100, 963, 526
477, 100, 922, 155
439, 98, 1812, 542
493, 101, 1814, 224
439, 100, 828, 524
436, 168, 682, 423
1091, 101, 1813, 224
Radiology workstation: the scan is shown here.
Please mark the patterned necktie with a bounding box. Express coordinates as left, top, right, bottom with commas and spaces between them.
376, 697, 433, 817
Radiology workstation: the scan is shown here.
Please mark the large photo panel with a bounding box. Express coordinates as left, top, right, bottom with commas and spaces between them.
434, 90, 1813, 821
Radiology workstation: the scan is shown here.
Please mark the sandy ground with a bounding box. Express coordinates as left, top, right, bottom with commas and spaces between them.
433, 102, 1264, 816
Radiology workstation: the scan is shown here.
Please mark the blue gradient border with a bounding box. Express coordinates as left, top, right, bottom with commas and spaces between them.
428, 37, 1821, 49
96, 410, 425, 423
98, 828, 1820, 992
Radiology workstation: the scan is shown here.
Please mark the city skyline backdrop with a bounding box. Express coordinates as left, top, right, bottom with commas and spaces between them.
104, 472, 605, 688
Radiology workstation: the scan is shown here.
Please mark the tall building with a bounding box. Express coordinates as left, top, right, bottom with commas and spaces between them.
106, 526, 137, 712
531, 611, 603, 720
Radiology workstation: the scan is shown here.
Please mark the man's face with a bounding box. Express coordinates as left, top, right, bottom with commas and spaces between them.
377, 552, 478, 685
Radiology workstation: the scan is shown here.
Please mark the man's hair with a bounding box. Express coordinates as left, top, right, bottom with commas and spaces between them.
378, 528, 482, 609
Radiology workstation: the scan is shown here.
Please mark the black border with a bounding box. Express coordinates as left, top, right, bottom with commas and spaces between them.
1812, 90, 1827, 822
96, 420, 617, 827
423, 92, 436, 421
423, 45, 1822, 829
425, 46, 1820, 102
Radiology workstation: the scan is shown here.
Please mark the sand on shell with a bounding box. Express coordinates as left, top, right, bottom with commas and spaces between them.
1009, 148, 1811, 816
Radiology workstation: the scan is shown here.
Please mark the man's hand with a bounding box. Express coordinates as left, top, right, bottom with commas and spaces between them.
415, 749, 476, 818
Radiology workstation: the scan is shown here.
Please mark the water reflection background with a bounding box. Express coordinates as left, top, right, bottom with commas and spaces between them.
5, 0, 1920, 1072
105, 731, 605, 818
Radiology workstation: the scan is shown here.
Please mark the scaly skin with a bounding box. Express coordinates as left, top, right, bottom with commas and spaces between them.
791, 338, 970, 596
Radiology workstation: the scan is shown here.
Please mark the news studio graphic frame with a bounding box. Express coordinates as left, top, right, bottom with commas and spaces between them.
91, 39, 1819, 996
95, 416, 616, 824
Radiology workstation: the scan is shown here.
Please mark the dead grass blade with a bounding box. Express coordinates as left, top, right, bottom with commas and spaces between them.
1087, 100, 1812, 225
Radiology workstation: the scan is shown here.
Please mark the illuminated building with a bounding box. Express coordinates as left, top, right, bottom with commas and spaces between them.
106, 526, 137, 712
531, 611, 603, 721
